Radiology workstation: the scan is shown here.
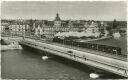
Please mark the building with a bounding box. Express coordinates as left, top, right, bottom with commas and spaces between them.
86, 21, 99, 34
1, 20, 10, 36
33, 13, 106, 39
2, 13, 108, 38
9, 20, 29, 37
54, 13, 61, 27
34, 13, 89, 39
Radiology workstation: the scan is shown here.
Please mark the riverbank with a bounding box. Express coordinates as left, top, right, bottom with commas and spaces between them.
1, 37, 23, 51
1, 42, 22, 51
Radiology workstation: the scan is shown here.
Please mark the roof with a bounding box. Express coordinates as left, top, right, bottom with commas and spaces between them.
72, 23, 84, 27
45, 21, 54, 26
1, 23, 10, 26
61, 21, 69, 27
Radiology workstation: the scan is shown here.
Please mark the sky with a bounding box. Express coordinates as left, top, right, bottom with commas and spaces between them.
1, 1, 127, 21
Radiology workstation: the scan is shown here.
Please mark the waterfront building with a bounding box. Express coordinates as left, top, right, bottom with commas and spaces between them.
34, 20, 44, 37
1, 23, 8, 33
1, 13, 111, 39
34, 13, 90, 39
1, 21, 10, 36
9, 21, 28, 37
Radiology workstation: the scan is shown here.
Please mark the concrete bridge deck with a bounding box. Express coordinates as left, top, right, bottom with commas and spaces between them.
19, 38, 128, 78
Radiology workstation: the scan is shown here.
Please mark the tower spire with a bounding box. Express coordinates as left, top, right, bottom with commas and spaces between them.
55, 12, 61, 21
57, 12, 59, 17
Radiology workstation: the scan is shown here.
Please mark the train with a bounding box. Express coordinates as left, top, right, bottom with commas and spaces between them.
52, 36, 121, 55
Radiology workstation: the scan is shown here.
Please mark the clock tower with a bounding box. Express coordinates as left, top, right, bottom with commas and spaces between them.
54, 13, 61, 26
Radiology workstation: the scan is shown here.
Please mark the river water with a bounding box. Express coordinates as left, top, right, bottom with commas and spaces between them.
1, 49, 123, 79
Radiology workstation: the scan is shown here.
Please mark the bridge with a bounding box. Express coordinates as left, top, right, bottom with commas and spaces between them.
19, 37, 128, 78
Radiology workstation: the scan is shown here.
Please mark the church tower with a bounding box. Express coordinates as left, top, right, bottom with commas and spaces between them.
54, 13, 61, 26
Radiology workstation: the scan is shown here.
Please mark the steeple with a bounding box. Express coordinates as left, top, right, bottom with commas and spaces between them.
54, 13, 61, 21
57, 13, 59, 17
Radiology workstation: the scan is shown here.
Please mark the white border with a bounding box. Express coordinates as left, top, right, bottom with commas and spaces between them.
0, 0, 128, 1
0, 0, 127, 79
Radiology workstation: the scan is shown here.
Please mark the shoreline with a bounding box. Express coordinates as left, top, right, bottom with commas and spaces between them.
1, 37, 23, 51
1, 43, 22, 51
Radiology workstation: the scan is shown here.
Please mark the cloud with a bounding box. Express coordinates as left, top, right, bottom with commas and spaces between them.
1, 1, 127, 21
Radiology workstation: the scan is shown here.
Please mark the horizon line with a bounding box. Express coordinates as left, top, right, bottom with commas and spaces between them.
1, 18, 127, 21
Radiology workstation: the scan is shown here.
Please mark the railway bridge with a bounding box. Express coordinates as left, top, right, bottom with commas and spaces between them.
19, 38, 128, 78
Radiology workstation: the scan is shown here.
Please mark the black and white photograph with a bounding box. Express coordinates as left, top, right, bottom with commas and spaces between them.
1, 0, 128, 79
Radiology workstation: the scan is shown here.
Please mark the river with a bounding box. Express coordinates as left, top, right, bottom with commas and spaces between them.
1, 49, 124, 79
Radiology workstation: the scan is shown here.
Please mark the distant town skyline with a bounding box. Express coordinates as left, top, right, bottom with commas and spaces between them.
1, 1, 127, 21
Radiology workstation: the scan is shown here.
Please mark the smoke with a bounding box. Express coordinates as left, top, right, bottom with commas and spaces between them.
113, 32, 121, 39
104, 30, 109, 37
55, 22, 101, 38
55, 31, 101, 38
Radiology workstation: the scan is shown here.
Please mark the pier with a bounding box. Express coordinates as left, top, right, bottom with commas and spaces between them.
19, 37, 128, 78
